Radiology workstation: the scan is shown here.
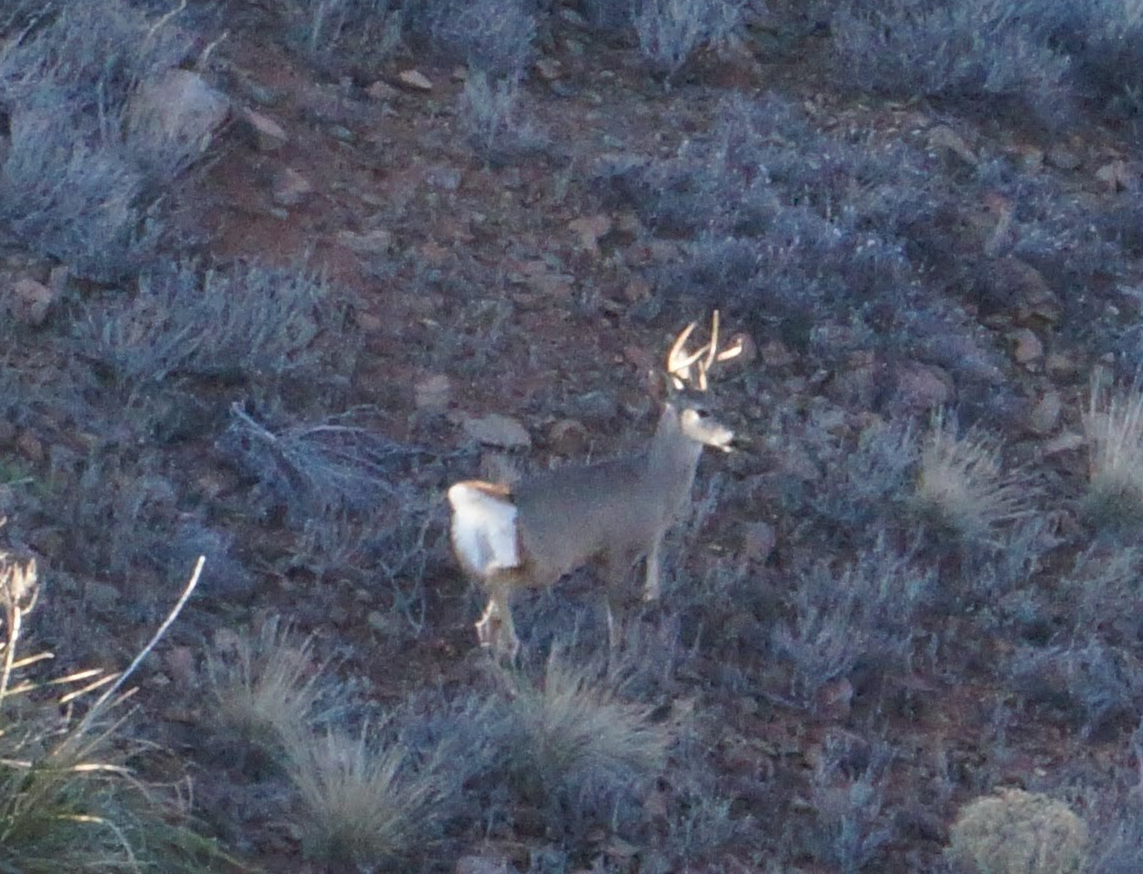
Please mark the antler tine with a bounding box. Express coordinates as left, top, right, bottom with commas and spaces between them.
716, 333, 746, 362
688, 310, 723, 391
666, 320, 706, 376
703, 310, 721, 372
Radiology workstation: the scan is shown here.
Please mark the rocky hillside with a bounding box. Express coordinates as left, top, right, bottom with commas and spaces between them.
0, 0, 1142, 871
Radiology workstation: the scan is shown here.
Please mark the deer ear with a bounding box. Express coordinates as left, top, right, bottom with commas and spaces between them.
645, 368, 673, 400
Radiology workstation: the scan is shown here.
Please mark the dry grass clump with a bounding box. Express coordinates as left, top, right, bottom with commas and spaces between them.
282, 723, 444, 867
1082, 375, 1143, 531
208, 618, 454, 866
913, 409, 1030, 547
946, 788, 1088, 873
505, 652, 672, 816
0, 550, 221, 872
206, 616, 326, 752
87, 261, 331, 387
0, 0, 197, 280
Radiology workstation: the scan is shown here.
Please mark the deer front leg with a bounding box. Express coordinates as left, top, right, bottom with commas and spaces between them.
605, 591, 623, 654
602, 551, 640, 655
643, 534, 664, 603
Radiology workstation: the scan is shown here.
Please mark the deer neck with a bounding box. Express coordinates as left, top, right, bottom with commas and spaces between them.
645, 403, 703, 505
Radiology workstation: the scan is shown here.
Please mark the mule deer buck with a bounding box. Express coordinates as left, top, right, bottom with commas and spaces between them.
447, 313, 744, 659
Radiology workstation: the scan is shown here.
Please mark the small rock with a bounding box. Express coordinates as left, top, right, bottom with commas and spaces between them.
779, 441, 821, 482
397, 69, 433, 92
15, 430, 42, 462
809, 398, 849, 436
814, 676, 854, 721
558, 7, 589, 28
241, 107, 288, 151
415, 374, 452, 412
760, 339, 795, 367
271, 167, 314, 207
569, 389, 620, 424
1028, 391, 1062, 434
194, 468, 241, 502
826, 363, 879, 409
8, 277, 55, 326
535, 57, 562, 81
455, 856, 512, 874
524, 271, 573, 300
615, 211, 643, 235
86, 581, 120, 612
420, 240, 451, 265
1046, 143, 1083, 171
1095, 159, 1135, 192
426, 164, 462, 191
549, 418, 589, 456
366, 80, 398, 101
1009, 328, 1043, 364
568, 214, 612, 255
242, 78, 284, 107
147, 672, 172, 689
152, 394, 219, 444
1118, 283, 1143, 317
164, 646, 197, 686
984, 257, 1060, 324
516, 259, 550, 277
336, 228, 393, 256
623, 277, 652, 303
128, 69, 229, 164
462, 413, 531, 449
893, 362, 953, 413
740, 521, 776, 562
1043, 432, 1084, 455
1045, 352, 1080, 377
623, 343, 656, 373
1019, 296, 1063, 327
928, 124, 977, 165
1012, 145, 1044, 170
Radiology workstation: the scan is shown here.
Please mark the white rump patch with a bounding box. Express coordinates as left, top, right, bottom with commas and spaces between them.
447, 483, 520, 575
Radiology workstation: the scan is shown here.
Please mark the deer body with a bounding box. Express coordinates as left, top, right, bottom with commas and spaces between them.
448, 314, 742, 659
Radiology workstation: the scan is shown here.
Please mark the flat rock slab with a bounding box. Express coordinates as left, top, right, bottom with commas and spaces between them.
462, 413, 531, 449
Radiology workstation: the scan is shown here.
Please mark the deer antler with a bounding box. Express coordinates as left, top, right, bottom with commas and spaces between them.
669, 311, 743, 391
666, 321, 704, 377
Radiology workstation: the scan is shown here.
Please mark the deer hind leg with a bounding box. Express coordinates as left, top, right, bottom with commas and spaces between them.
474, 597, 498, 649
475, 586, 520, 661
